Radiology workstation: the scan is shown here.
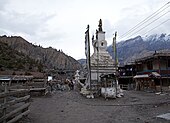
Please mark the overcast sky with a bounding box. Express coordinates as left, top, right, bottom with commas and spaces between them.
0, 0, 169, 59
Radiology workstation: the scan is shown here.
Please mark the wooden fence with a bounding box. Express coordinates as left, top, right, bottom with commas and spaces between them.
0, 83, 30, 123
119, 84, 128, 90
8, 79, 47, 96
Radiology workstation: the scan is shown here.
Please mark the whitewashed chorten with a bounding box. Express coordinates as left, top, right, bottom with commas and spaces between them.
90, 19, 116, 82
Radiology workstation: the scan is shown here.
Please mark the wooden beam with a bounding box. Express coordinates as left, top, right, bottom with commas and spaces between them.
7, 110, 30, 123
0, 103, 30, 122
0, 90, 30, 98
0, 95, 30, 110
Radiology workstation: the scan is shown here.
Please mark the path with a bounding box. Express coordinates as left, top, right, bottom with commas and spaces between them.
22, 90, 170, 123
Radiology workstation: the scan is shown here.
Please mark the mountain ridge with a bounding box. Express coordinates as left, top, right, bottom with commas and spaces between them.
0, 35, 82, 73
107, 33, 170, 65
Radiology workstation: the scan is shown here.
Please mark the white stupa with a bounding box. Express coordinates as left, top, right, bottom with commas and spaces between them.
90, 19, 116, 82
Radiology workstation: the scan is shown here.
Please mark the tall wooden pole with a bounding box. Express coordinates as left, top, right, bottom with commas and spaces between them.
113, 32, 118, 96
97, 33, 99, 84
158, 56, 163, 93
85, 25, 91, 90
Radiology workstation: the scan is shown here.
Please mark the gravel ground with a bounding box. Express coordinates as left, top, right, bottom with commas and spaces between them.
21, 90, 170, 123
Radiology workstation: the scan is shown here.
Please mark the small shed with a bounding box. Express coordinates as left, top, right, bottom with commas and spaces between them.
100, 73, 123, 98
100, 73, 116, 87
133, 72, 161, 91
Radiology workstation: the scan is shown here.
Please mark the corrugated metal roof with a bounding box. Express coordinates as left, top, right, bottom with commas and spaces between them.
151, 72, 161, 77
0, 76, 12, 81
134, 74, 149, 78
0, 75, 33, 81
133, 72, 161, 79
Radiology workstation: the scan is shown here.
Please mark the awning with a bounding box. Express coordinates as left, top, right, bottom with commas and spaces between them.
133, 72, 161, 79
100, 73, 115, 79
0, 76, 12, 81
133, 74, 149, 79
151, 72, 161, 77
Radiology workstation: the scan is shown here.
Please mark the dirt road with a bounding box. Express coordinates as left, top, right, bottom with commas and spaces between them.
22, 90, 170, 123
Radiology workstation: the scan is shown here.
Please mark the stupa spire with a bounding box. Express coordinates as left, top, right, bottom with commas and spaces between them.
98, 19, 103, 31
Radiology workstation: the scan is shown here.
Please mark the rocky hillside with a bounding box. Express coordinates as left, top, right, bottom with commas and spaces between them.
0, 35, 82, 72
0, 41, 43, 72
107, 33, 170, 65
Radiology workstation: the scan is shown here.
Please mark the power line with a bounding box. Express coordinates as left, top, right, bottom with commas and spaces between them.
126, 11, 170, 39
119, 1, 170, 40
120, 5, 170, 39
142, 19, 170, 36
119, 1, 170, 39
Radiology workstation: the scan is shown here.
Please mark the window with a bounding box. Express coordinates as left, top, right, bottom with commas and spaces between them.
168, 59, 170, 67
101, 42, 104, 46
147, 61, 153, 70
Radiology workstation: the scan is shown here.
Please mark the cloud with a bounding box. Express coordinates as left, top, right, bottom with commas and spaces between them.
113, 0, 170, 41
0, 10, 56, 36
0, 29, 8, 35
0, 0, 9, 11
0, 0, 169, 59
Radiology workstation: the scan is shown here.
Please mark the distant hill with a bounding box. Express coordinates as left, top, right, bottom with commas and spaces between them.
77, 59, 86, 65
0, 35, 82, 73
107, 33, 170, 65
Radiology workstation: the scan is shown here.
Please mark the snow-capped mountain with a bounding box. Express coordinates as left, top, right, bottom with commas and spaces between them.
107, 34, 170, 65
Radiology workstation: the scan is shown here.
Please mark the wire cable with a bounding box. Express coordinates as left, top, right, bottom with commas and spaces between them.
120, 5, 170, 39
119, 1, 170, 40
126, 11, 170, 39
142, 19, 170, 36
120, 1, 170, 38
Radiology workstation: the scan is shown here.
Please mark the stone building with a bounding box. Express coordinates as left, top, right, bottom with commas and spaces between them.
133, 51, 170, 91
